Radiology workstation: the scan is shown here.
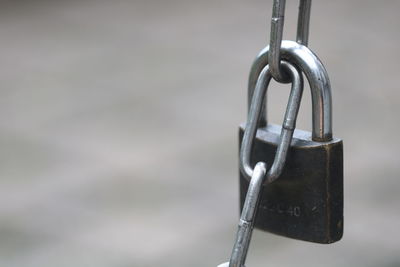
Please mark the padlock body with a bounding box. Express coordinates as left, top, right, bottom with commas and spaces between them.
239, 124, 343, 243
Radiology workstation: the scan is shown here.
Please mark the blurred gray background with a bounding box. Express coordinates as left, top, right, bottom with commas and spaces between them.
0, 0, 399, 266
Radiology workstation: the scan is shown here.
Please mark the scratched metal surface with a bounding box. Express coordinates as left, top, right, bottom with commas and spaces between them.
0, 0, 399, 266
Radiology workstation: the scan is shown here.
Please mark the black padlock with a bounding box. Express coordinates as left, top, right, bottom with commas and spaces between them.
239, 40, 343, 244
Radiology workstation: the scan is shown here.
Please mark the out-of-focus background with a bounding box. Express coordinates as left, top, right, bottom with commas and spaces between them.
0, 0, 399, 266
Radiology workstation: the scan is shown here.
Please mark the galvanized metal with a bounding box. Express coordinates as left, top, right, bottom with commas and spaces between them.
269, 0, 312, 82
248, 40, 332, 141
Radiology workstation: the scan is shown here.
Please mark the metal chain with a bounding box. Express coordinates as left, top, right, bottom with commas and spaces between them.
218, 3, 315, 266
240, 61, 303, 185
217, 162, 267, 267
269, 0, 312, 82
217, 61, 303, 267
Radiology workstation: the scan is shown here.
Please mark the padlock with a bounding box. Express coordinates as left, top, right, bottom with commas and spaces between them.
239, 40, 343, 244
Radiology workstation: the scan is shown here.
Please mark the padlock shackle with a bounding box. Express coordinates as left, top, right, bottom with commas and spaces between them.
247, 40, 332, 141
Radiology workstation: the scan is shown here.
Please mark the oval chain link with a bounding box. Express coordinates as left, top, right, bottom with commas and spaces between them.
269, 0, 312, 82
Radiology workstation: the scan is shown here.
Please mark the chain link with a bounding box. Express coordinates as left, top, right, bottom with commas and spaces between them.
240, 61, 303, 185
217, 60, 303, 267
269, 0, 312, 82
